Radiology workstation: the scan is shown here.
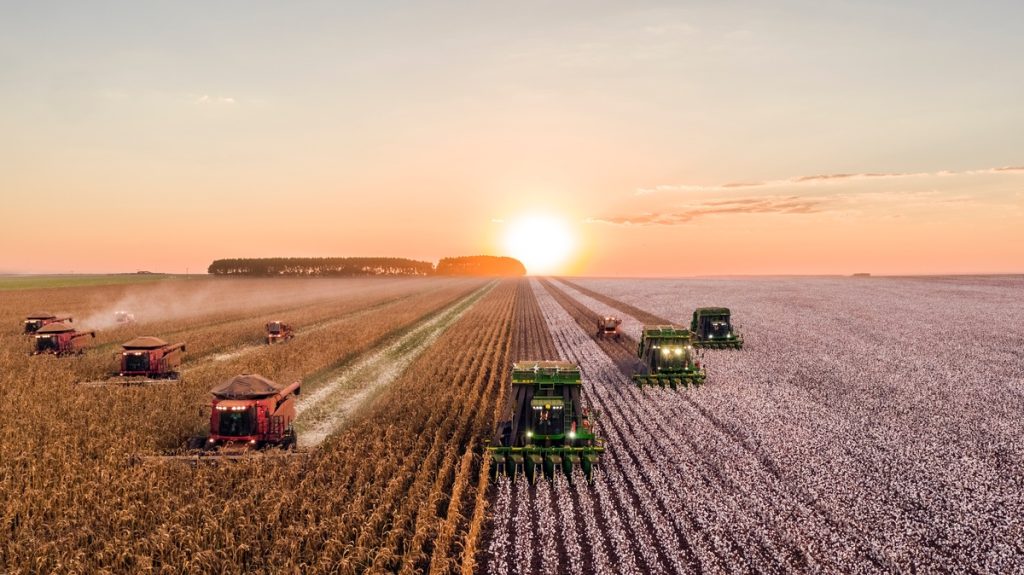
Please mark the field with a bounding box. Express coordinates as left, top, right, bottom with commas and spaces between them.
1, 275, 1022, 573
0, 274, 184, 291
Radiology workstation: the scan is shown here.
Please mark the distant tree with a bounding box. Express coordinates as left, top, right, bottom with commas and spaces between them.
435, 256, 526, 276
207, 257, 434, 277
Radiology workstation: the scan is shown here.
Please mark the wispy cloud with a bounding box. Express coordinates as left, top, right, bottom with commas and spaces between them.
635, 165, 1024, 195
589, 195, 826, 225
195, 94, 236, 105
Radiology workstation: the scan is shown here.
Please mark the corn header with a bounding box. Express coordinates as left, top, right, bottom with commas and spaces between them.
691, 307, 743, 349
632, 325, 705, 389
489, 361, 603, 482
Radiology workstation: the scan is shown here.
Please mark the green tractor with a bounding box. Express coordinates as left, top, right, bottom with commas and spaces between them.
488, 361, 604, 482
632, 325, 706, 389
690, 307, 743, 349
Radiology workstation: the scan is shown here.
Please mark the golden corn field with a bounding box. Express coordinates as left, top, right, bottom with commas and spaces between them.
0, 276, 517, 574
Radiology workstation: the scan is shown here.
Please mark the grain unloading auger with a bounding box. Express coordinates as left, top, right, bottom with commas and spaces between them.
488, 361, 604, 482
691, 307, 743, 349
146, 374, 303, 463
80, 337, 186, 386
632, 325, 706, 389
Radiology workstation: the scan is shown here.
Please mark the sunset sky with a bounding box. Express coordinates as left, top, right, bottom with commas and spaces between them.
2, 1, 1022, 276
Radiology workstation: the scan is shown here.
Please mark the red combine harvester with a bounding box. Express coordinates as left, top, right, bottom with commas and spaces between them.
596, 316, 622, 340
167, 374, 302, 460
31, 323, 95, 356
24, 312, 72, 335
265, 321, 294, 344
80, 337, 186, 387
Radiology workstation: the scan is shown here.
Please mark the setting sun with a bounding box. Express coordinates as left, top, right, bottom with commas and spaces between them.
502, 215, 575, 275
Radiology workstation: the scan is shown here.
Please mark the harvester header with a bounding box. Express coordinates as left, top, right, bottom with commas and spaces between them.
490, 360, 603, 482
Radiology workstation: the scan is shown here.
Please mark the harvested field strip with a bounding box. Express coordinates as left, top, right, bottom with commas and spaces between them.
295, 282, 495, 447
559, 278, 668, 326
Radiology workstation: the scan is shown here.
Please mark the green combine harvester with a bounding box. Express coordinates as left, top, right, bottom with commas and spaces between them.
690, 307, 743, 349
488, 361, 603, 482
632, 325, 706, 389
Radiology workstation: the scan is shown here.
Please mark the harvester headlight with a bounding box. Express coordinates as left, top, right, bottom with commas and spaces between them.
674, 348, 683, 356
249, 439, 257, 445
526, 430, 533, 438
207, 438, 215, 443
569, 430, 576, 439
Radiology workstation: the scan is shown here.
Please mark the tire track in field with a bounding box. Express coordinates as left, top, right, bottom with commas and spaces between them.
295, 282, 495, 447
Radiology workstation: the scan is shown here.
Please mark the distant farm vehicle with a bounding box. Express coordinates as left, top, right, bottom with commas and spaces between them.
80, 337, 186, 387
23, 312, 72, 335
265, 321, 294, 344
114, 311, 136, 324
691, 307, 743, 349
31, 323, 95, 356
632, 325, 705, 389
595, 316, 622, 340
488, 361, 603, 482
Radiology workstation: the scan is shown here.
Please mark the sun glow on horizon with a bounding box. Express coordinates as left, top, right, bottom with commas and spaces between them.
502, 214, 576, 275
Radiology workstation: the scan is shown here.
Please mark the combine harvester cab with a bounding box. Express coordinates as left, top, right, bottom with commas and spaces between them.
31, 323, 95, 356
176, 374, 301, 460
596, 316, 622, 340
116, 337, 185, 383
488, 361, 604, 483
632, 325, 706, 389
265, 321, 294, 344
23, 312, 72, 335
691, 307, 743, 349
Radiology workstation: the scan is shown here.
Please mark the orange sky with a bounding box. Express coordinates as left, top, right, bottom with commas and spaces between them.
1, 3, 1022, 276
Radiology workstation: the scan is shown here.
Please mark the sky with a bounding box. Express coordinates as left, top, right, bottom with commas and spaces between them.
1, 1, 1022, 276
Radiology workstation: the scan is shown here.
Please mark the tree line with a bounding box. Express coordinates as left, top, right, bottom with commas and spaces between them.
208, 256, 526, 277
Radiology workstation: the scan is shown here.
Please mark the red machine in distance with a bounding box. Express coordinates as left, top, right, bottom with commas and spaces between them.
31, 323, 95, 356
24, 312, 72, 335
118, 337, 186, 380
265, 321, 294, 344
596, 316, 622, 340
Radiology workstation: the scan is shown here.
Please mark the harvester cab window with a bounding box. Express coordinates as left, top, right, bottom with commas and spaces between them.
35, 336, 57, 351
218, 407, 257, 437
268, 323, 281, 333
25, 320, 42, 332
124, 352, 150, 372
532, 399, 564, 437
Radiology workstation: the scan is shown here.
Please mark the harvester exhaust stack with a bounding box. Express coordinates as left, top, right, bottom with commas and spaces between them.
488, 361, 603, 482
